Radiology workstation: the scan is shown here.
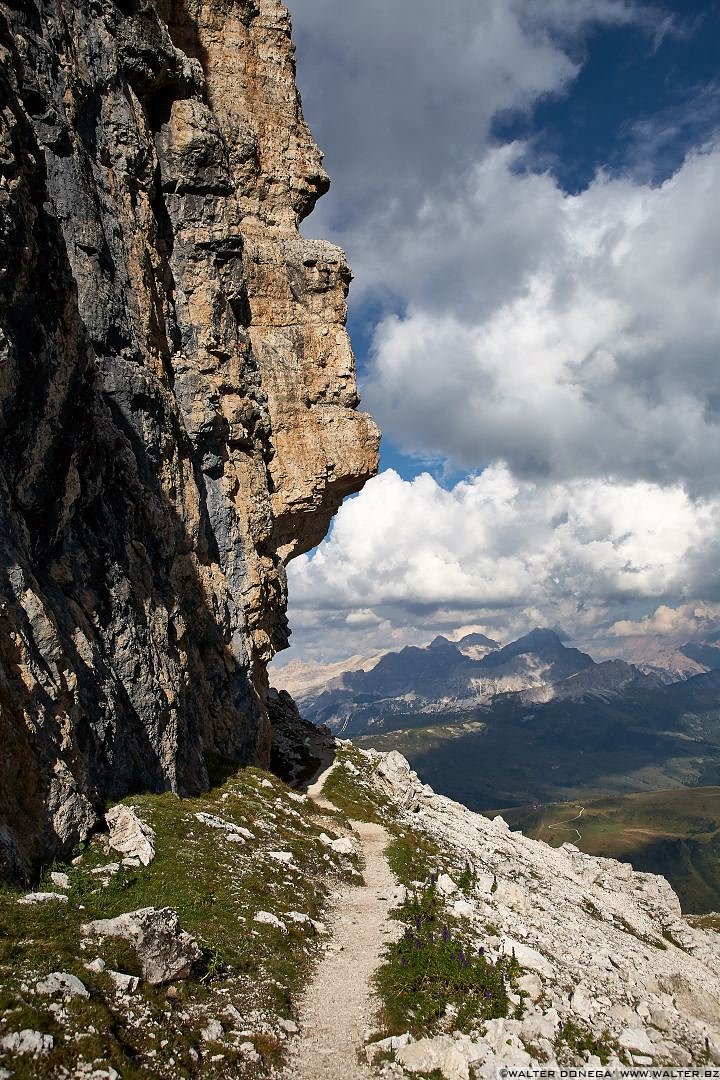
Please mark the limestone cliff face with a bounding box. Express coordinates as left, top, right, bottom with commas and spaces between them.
0, 0, 379, 877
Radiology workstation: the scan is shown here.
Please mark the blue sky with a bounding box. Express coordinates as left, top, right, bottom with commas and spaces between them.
273, 0, 720, 670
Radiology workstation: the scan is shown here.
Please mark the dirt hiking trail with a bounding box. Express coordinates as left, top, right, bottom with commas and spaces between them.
283, 764, 401, 1079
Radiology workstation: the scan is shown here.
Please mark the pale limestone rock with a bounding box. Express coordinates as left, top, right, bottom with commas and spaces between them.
195, 812, 241, 833
286, 911, 313, 927
81, 907, 201, 985
517, 972, 543, 1001
366, 1032, 413, 1063
35, 972, 89, 999
619, 1028, 656, 1057
369, 748, 720, 1067
397, 1036, 471, 1080
17, 892, 68, 905
254, 911, 287, 933
268, 850, 295, 865
108, 971, 140, 993
91, 863, 121, 877
50, 872, 70, 890
0, 0, 378, 878
201, 1019, 224, 1043
437, 874, 458, 896
328, 836, 357, 856
570, 986, 595, 1021
500, 937, 553, 977
0, 1030, 54, 1056
105, 806, 155, 866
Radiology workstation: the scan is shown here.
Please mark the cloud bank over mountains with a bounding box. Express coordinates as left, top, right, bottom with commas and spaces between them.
280, 0, 720, 665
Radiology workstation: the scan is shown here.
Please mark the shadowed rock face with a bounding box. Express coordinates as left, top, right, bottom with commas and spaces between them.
0, 0, 379, 877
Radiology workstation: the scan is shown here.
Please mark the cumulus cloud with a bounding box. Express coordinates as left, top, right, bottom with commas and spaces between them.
364, 144, 720, 490
277, 467, 720, 663
293, 0, 586, 237
607, 603, 720, 641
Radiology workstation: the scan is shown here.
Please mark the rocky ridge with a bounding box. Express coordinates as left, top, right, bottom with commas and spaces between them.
0, 0, 378, 876
355, 747, 720, 1076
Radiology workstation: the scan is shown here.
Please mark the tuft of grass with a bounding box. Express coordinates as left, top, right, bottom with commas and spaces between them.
614, 916, 667, 951
385, 832, 442, 887
687, 913, 720, 933
554, 1019, 616, 1065
581, 898, 602, 920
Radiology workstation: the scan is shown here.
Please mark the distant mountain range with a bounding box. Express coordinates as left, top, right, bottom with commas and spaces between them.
282, 627, 676, 736
274, 627, 720, 814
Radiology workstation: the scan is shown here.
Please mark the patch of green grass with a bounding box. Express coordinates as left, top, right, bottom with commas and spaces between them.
554, 1020, 616, 1065
661, 928, 686, 950
385, 831, 442, 887
375, 884, 517, 1037
614, 916, 667, 951
581, 898, 602, 920
321, 753, 395, 825
687, 913, 720, 933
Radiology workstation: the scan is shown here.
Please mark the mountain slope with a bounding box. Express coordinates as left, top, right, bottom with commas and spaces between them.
288, 628, 651, 736
351, 663, 720, 816
2, 734, 720, 1075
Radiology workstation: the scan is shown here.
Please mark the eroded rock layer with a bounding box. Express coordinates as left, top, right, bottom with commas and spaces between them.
0, 0, 379, 876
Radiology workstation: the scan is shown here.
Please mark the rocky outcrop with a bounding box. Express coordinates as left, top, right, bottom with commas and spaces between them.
366, 749, 720, 1072
81, 907, 202, 985
0, 0, 378, 877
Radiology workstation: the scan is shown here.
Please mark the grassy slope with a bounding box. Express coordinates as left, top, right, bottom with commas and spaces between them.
0, 765, 361, 1079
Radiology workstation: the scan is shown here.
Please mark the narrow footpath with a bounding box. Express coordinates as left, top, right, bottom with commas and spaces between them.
283, 765, 400, 1079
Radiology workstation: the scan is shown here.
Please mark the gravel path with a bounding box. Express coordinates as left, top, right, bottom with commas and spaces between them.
283, 767, 400, 1079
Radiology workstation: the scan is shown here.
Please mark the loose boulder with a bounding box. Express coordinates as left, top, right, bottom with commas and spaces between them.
81, 907, 201, 985
105, 806, 155, 866
35, 972, 89, 999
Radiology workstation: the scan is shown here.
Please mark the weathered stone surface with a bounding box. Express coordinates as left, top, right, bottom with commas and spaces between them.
17, 892, 68, 905
35, 971, 89, 999
0, 1030, 53, 1056
81, 906, 202, 985
105, 805, 155, 866
397, 1036, 473, 1080
254, 910, 287, 933
0, 0, 378, 877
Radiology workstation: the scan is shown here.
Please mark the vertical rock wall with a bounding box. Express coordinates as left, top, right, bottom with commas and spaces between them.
0, 0, 379, 876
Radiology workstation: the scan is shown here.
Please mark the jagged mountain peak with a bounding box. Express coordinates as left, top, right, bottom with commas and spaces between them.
428, 635, 462, 651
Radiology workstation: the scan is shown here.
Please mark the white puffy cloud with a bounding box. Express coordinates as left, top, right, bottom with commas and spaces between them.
364, 143, 720, 490
292, 0, 653, 248
607, 603, 720, 641
278, 467, 720, 663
